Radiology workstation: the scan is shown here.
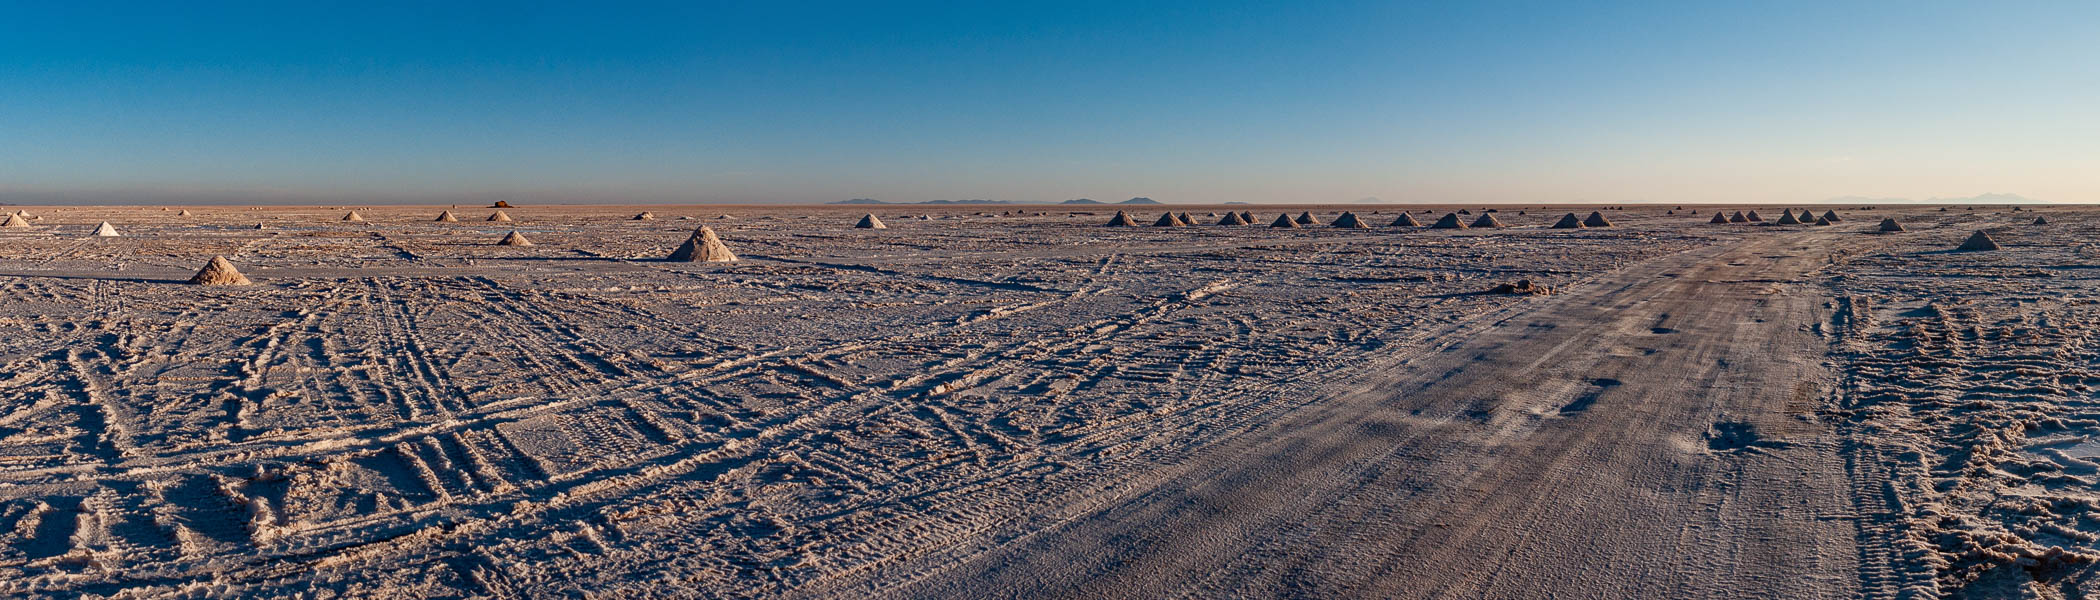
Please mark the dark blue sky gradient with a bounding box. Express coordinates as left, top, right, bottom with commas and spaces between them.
3, 1, 2095, 204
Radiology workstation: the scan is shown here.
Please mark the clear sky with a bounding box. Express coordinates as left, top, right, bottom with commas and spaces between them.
3, 1, 2095, 204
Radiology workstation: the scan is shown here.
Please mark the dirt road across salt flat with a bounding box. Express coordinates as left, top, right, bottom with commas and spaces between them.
847, 229, 1871, 599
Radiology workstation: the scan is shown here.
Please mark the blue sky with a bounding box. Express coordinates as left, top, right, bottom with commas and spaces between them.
2, 1, 2095, 204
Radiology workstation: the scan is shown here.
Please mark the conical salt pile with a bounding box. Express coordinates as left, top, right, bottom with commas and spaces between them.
634, 212, 655, 221
254, 222, 267, 230
1582, 211, 1613, 227
1470, 213, 1505, 228
1332, 212, 1368, 228
1106, 211, 1140, 227
435, 211, 459, 222
488, 210, 513, 222
1217, 212, 1249, 226
1822, 210, 1842, 223
343, 211, 365, 222
668, 226, 737, 262
1797, 209, 1818, 224
1776, 210, 1801, 225
856, 214, 887, 229
1, 213, 29, 228
1956, 230, 1999, 251
1270, 214, 1300, 228
92, 221, 120, 237
177, 209, 193, 216
1152, 213, 1183, 227
1728, 211, 1748, 223
1709, 212, 1729, 224
496, 231, 533, 246
1430, 213, 1468, 229
1812, 216, 1831, 226
2034, 216, 2050, 225
1745, 210, 1763, 222
1239, 211, 1256, 224
1295, 211, 1322, 226
1177, 212, 1199, 226
1878, 218, 1905, 232
1389, 212, 1422, 227
1553, 213, 1585, 229
188, 256, 252, 286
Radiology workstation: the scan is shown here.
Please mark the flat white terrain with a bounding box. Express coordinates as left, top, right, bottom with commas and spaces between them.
0, 205, 2081, 598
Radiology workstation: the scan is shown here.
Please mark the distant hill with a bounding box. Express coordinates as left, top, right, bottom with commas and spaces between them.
828, 198, 1027, 205
1119, 197, 1162, 205
1824, 192, 2041, 204
1061, 198, 1104, 205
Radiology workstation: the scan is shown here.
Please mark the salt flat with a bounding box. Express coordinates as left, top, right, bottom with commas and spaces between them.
0, 204, 2085, 598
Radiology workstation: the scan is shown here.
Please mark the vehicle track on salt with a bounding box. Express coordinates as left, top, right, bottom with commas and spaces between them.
833, 229, 1875, 599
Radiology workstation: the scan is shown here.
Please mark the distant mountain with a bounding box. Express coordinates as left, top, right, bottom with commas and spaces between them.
1929, 192, 2039, 204
1823, 192, 2041, 204
1119, 197, 1162, 205
827, 198, 1027, 205
1061, 198, 1104, 205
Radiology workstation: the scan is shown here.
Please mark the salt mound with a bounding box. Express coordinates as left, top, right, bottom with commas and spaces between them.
1, 213, 29, 228
2034, 216, 2050, 225
488, 210, 513, 222
856, 214, 887, 229
1552, 213, 1585, 229
177, 209, 193, 216
188, 256, 252, 286
1729, 211, 1748, 223
1745, 210, 1763, 222
1775, 210, 1801, 225
1878, 218, 1905, 232
1389, 213, 1422, 227
1470, 213, 1505, 228
435, 211, 459, 222
635, 212, 655, 221
343, 211, 365, 222
1239, 211, 1257, 224
1152, 213, 1183, 227
1796, 209, 1818, 224
1582, 211, 1613, 227
93, 222, 120, 237
1295, 211, 1322, 226
1822, 210, 1842, 223
1430, 213, 1468, 229
1177, 212, 1199, 226
1956, 230, 1999, 251
1812, 215, 1831, 226
1332, 212, 1368, 228
1709, 212, 1729, 224
1270, 214, 1300, 228
497, 231, 533, 246
668, 226, 737, 262
1217, 212, 1249, 226
1106, 211, 1140, 227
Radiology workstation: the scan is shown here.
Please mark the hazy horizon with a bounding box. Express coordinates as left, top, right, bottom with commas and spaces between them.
5, 2, 2095, 205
